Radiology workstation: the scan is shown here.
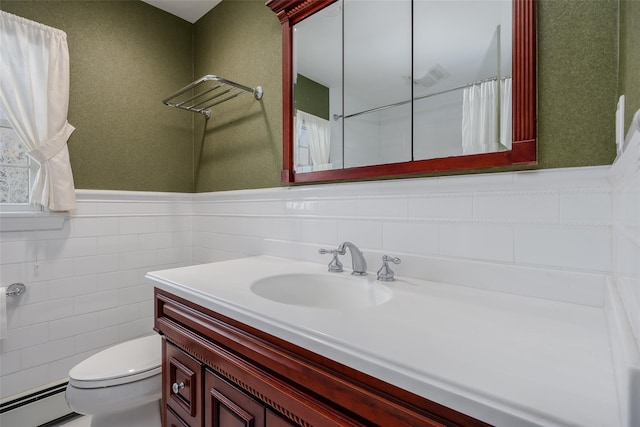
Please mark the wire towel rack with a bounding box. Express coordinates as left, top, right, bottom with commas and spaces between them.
163, 75, 263, 119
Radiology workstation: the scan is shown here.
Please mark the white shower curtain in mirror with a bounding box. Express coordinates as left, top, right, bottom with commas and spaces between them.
0, 11, 76, 211
297, 110, 330, 167
500, 77, 512, 150
462, 78, 512, 154
462, 79, 498, 154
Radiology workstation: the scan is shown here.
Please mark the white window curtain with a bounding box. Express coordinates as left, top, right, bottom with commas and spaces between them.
0, 11, 76, 211
296, 110, 330, 167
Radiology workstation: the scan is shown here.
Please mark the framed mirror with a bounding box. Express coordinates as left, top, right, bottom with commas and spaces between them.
267, 0, 536, 183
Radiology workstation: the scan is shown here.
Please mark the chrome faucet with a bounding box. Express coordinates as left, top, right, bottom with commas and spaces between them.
338, 242, 367, 276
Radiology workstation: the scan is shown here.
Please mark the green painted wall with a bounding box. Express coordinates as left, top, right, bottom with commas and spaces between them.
295, 74, 330, 120
535, 0, 618, 170
619, 0, 640, 131
193, 0, 282, 192
201, 0, 621, 190
0, 0, 628, 193
0, 0, 195, 192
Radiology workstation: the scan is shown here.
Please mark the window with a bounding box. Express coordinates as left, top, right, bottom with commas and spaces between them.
0, 108, 35, 205
0, 109, 66, 232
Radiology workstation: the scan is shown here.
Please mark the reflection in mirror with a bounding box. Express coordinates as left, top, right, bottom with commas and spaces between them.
343, 0, 412, 169
293, 1, 342, 173
413, 0, 512, 160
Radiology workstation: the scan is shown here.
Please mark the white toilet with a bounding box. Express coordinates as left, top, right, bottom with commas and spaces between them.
65, 334, 163, 427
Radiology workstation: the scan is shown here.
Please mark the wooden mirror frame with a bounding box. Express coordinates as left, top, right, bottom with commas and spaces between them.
267, 0, 536, 184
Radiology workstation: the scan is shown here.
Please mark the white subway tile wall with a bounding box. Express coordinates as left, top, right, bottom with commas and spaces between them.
1, 165, 628, 401
0, 194, 193, 399
611, 135, 640, 345
193, 167, 613, 308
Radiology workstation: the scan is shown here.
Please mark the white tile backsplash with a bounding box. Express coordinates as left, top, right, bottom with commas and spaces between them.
560, 191, 613, 222
440, 223, 514, 262
1, 165, 627, 401
337, 220, 383, 249
515, 226, 612, 272
610, 128, 640, 346
408, 195, 473, 220
358, 196, 408, 218
301, 219, 338, 246
383, 222, 439, 256
317, 198, 359, 217
473, 193, 560, 221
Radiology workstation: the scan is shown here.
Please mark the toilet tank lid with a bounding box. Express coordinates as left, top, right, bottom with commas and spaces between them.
69, 334, 162, 382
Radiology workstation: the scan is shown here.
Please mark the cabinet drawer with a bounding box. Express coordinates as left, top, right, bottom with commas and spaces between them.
204, 368, 266, 427
165, 341, 203, 426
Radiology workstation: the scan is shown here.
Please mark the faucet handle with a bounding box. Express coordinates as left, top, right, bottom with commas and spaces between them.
377, 255, 401, 282
319, 248, 344, 272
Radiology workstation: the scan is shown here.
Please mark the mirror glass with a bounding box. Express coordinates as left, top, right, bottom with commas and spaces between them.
413, 0, 512, 160
291, 0, 518, 176
343, 0, 412, 169
292, 1, 342, 173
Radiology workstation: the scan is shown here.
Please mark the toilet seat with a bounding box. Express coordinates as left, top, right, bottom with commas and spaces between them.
68, 334, 162, 389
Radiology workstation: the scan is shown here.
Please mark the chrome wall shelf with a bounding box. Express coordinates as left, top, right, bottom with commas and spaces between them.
163, 75, 263, 119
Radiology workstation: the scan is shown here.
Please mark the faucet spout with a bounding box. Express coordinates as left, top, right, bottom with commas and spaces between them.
338, 242, 367, 276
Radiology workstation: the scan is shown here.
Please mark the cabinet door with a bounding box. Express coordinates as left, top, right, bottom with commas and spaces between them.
204, 369, 266, 427
166, 407, 190, 427
165, 342, 203, 427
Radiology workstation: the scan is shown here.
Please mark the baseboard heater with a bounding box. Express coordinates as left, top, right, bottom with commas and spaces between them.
0, 381, 76, 427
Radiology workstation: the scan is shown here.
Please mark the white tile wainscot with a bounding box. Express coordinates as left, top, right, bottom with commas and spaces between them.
193, 166, 613, 306
2, 164, 637, 426
0, 190, 193, 401
609, 114, 640, 427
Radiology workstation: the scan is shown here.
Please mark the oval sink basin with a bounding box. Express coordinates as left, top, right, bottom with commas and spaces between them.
250, 273, 393, 309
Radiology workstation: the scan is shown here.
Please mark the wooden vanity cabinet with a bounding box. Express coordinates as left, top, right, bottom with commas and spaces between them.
155, 288, 491, 427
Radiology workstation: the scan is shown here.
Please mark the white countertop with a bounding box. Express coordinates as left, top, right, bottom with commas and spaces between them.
146, 256, 621, 427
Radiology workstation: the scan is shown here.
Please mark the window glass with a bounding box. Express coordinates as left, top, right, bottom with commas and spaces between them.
0, 111, 31, 204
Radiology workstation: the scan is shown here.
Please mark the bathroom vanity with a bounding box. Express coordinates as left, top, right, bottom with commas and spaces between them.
149, 256, 622, 427
155, 289, 484, 427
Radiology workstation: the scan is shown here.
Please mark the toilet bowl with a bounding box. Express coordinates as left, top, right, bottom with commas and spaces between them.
65, 334, 162, 427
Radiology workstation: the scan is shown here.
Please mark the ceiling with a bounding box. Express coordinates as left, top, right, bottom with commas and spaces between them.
141, 0, 221, 23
